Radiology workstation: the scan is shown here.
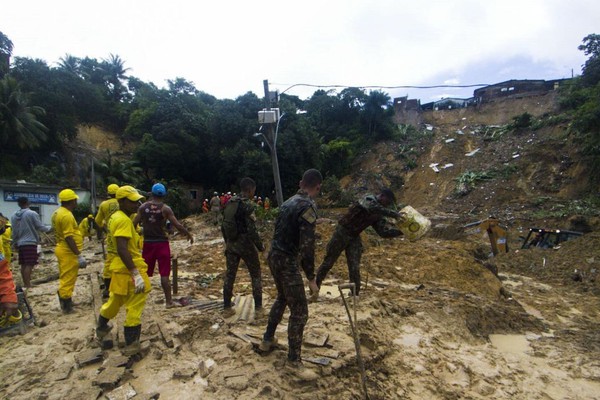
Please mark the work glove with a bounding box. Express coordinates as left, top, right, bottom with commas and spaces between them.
132, 270, 145, 293
78, 255, 87, 269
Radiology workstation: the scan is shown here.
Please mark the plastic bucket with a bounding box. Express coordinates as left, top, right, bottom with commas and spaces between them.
398, 206, 431, 242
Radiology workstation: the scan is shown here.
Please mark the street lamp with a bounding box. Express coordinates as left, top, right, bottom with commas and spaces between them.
256, 112, 285, 207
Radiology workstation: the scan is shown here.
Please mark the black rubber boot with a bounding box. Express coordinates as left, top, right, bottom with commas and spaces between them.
63, 298, 74, 314
102, 278, 111, 299
96, 315, 113, 339
122, 325, 142, 356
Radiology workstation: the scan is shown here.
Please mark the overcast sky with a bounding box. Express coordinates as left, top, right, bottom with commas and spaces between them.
2, 0, 598, 102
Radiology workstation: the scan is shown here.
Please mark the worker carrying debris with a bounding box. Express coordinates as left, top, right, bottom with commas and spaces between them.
315, 188, 405, 296
78, 214, 96, 242
52, 189, 86, 314
134, 182, 193, 309
221, 177, 265, 316
96, 186, 151, 356
260, 169, 322, 381
96, 183, 120, 298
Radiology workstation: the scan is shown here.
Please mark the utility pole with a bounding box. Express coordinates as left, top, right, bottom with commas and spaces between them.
261, 79, 284, 207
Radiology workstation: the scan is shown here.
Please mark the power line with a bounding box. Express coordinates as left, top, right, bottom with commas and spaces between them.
272, 82, 491, 95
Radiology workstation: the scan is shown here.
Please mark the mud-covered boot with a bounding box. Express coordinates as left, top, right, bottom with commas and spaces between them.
285, 360, 318, 381
259, 336, 278, 352
122, 325, 142, 356
102, 278, 111, 299
96, 315, 113, 339
62, 297, 74, 314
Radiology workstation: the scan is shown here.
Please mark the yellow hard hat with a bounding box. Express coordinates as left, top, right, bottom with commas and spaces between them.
88, 214, 93, 218
59, 189, 79, 202
116, 185, 144, 202
107, 183, 120, 195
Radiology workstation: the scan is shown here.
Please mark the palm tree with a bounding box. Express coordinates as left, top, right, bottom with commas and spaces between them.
0, 76, 48, 149
101, 53, 131, 101
94, 149, 142, 187
0, 31, 14, 78
58, 54, 82, 77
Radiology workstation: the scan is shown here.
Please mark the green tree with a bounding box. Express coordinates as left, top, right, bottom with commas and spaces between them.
0, 31, 13, 78
578, 33, 600, 87
0, 76, 48, 149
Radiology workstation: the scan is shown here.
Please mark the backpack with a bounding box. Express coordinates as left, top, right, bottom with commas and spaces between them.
221, 199, 246, 241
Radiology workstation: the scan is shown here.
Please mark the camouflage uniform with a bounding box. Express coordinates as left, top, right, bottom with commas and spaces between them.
222, 196, 265, 308
316, 194, 402, 295
263, 189, 318, 362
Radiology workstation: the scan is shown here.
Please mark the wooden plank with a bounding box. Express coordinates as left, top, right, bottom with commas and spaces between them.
156, 317, 174, 348
172, 257, 178, 295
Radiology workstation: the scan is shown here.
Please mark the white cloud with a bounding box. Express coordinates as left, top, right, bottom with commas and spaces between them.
1, 0, 597, 100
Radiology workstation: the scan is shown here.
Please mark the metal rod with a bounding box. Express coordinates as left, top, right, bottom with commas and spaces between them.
338, 283, 368, 399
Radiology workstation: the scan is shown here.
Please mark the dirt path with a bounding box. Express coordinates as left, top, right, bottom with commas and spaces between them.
1, 215, 599, 399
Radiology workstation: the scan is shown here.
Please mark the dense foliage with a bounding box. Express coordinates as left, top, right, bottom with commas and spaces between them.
559, 34, 600, 182
0, 31, 401, 205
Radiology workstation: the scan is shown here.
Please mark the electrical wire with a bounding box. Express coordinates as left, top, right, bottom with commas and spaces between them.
272, 82, 491, 95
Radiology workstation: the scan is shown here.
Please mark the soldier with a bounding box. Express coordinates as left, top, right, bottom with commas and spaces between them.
315, 188, 404, 296
209, 192, 221, 225
259, 169, 322, 381
221, 177, 265, 317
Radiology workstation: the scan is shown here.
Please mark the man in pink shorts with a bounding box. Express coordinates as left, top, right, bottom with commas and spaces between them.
134, 183, 193, 308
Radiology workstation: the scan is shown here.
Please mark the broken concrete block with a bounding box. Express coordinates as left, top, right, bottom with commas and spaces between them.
75, 348, 104, 367
105, 382, 137, 400
93, 366, 125, 390
102, 355, 131, 369
199, 358, 216, 378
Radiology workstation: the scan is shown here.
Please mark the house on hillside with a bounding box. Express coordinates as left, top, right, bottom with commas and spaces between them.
393, 96, 422, 126
0, 180, 91, 225
473, 79, 568, 103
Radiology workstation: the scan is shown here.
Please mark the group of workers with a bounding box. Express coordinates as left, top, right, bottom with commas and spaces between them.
219, 170, 405, 378
1, 171, 406, 377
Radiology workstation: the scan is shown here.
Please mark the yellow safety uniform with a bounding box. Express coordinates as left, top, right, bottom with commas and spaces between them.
78, 217, 95, 240
1, 224, 12, 267
52, 206, 83, 299
100, 210, 150, 327
96, 198, 119, 278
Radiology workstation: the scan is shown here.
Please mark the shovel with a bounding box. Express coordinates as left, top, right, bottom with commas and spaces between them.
338, 283, 369, 399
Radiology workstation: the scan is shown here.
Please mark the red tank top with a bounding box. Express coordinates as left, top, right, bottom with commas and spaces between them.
140, 201, 167, 242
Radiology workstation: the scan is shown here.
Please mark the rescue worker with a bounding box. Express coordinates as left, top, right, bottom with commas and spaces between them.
78, 214, 96, 242
134, 183, 193, 308
0, 252, 21, 329
0, 215, 12, 265
95, 184, 120, 299
221, 177, 265, 316
260, 169, 322, 381
52, 189, 86, 313
315, 188, 404, 296
264, 197, 271, 211
11, 197, 51, 288
95, 186, 150, 356
209, 192, 221, 226
202, 199, 209, 213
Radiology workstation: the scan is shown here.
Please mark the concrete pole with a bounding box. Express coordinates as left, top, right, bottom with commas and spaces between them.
263, 79, 284, 206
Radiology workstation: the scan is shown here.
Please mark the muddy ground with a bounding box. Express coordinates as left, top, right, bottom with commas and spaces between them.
1, 210, 599, 400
